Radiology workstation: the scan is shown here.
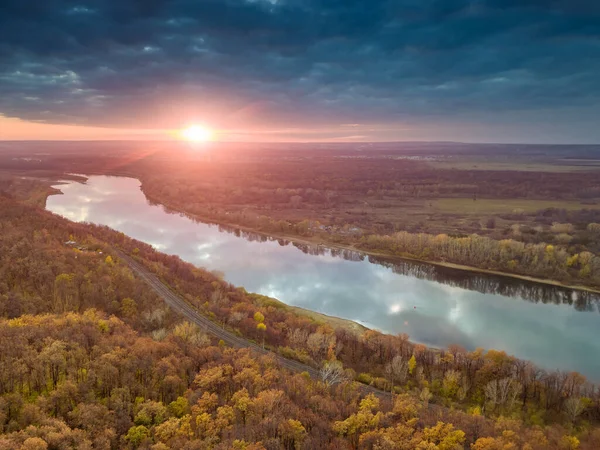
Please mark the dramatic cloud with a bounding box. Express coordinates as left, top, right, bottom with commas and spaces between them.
1, 0, 599, 141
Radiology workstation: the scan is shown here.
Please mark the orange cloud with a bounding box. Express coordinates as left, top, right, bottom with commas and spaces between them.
0, 116, 169, 140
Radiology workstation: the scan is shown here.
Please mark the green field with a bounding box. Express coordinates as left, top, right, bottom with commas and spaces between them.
429, 161, 600, 172
433, 198, 599, 215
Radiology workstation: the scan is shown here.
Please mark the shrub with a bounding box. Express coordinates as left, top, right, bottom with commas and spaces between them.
587, 223, 600, 233
357, 373, 374, 384
551, 222, 574, 233
554, 233, 573, 244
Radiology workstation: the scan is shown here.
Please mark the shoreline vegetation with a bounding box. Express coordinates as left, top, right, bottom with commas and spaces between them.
45, 170, 600, 296
138, 186, 600, 297
44, 175, 600, 350
44, 174, 600, 327
10, 168, 600, 355
46, 179, 372, 335
24, 173, 368, 336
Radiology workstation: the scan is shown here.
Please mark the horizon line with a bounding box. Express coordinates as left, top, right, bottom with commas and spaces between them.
1, 139, 600, 146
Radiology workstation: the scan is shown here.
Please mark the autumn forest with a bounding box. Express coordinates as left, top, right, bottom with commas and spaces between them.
1, 144, 600, 448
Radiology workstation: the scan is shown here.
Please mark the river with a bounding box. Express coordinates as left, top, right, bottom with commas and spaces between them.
46, 175, 600, 380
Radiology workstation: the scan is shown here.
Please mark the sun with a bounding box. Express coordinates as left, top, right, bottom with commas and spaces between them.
181, 125, 213, 142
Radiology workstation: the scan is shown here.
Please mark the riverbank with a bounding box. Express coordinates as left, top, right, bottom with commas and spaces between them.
261, 297, 369, 335
39, 176, 369, 335
40, 174, 600, 380
43, 171, 600, 296
141, 186, 600, 297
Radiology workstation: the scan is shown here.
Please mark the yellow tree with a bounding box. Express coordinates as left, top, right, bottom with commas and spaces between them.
418, 422, 465, 450
254, 311, 265, 324
232, 388, 253, 425
333, 394, 382, 450
393, 393, 421, 423
120, 297, 138, 318
279, 419, 306, 450
408, 355, 417, 375
254, 312, 266, 348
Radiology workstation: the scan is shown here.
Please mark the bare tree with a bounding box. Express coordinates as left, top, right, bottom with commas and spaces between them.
320, 360, 347, 387
485, 378, 522, 411
485, 380, 499, 410
229, 311, 246, 325
307, 332, 335, 360
385, 355, 408, 394
564, 397, 586, 423
288, 328, 310, 348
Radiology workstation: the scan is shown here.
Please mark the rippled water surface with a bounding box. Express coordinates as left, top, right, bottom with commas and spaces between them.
47, 176, 600, 379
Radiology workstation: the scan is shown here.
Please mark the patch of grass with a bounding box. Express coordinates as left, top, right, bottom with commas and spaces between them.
429, 161, 600, 172
0, 172, 62, 207
288, 305, 367, 334
433, 198, 599, 215
250, 292, 366, 334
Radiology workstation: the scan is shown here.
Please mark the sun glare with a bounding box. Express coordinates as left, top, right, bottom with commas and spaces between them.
181, 125, 213, 142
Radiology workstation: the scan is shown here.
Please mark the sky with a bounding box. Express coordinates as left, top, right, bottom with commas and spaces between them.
1, 0, 599, 143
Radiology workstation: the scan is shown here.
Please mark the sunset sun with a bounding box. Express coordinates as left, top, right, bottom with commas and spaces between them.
181, 125, 213, 142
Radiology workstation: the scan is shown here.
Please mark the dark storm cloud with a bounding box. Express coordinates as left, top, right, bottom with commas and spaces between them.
1, 0, 599, 134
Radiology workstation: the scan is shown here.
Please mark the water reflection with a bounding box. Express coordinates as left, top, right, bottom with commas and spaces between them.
46, 176, 600, 380
207, 223, 600, 312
